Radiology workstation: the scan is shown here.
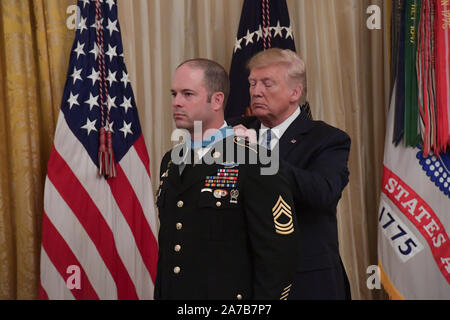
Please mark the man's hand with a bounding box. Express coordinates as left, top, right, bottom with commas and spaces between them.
233, 125, 257, 144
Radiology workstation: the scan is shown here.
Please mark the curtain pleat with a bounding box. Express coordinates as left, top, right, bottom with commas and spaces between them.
0, 0, 74, 299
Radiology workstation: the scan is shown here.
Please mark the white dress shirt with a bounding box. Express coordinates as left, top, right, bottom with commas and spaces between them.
259, 107, 301, 150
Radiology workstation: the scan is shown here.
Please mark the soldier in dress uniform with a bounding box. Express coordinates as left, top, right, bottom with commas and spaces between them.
154, 58, 299, 300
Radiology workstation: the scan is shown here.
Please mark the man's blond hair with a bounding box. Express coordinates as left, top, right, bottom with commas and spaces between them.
247, 48, 307, 104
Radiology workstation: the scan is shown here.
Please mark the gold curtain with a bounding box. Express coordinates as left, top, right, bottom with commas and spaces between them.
0, 0, 74, 299
0, 0, 390, 299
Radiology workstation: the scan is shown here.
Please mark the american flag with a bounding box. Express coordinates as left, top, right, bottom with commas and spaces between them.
39, 0, 158, 299
225, 0, 296, 119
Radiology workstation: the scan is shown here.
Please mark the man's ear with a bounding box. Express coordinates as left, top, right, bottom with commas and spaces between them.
289, 84, 302, 104
211, 92, 225, 111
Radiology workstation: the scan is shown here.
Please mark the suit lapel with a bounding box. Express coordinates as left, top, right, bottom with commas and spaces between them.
251, 110, 313, 158
246, 110, 313, 158
278, 111, 314, 158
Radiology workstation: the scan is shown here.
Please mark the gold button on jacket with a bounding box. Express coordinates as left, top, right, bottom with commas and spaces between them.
155, 135, 299, 300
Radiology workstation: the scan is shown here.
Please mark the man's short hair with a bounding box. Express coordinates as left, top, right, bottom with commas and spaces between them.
177, 58, 230, 107
247, 48, 307, 104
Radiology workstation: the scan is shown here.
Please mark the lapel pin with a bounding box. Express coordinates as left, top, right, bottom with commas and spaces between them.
290, 139, 297, 144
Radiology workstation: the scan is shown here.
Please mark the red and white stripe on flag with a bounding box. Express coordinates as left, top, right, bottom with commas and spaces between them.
39, 112, 158, 300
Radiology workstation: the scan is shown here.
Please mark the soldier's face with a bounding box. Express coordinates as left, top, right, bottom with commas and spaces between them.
171, 65, 213, 133
249, 64, 300, 126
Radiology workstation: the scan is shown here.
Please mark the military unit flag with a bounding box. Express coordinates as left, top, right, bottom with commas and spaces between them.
378, 0, 450, 299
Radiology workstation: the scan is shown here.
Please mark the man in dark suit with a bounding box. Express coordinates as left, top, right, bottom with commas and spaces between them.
154, 58, 299, 300
228, 49, 352, 300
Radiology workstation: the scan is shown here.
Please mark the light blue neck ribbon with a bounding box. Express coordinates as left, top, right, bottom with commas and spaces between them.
188, 126, 234, 149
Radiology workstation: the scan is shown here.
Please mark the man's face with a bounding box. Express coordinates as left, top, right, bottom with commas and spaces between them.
171, 65, 213, 132
248, 64, 300, 126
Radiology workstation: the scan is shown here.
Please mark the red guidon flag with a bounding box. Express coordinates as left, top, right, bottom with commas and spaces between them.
39, 0, 158, 299
378, 83, 450, 299
435, 0, 450, 154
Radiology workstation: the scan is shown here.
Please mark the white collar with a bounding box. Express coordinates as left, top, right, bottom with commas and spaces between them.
260, 107, 301, 140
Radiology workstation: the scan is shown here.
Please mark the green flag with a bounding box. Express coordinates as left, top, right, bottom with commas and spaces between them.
404, 0, 421, 147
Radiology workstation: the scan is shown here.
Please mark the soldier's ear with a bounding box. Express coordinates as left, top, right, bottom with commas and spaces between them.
211, 92, 225, 111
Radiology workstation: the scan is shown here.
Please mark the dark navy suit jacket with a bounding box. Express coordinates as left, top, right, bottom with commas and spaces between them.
228, 110, 352, 300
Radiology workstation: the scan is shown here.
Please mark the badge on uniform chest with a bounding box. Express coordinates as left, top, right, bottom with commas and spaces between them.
202, 168, 240, 204
201, 187, 239, 204
213, 189, 228, 199
229, 189, 239, 204
204, 168, 239, 188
